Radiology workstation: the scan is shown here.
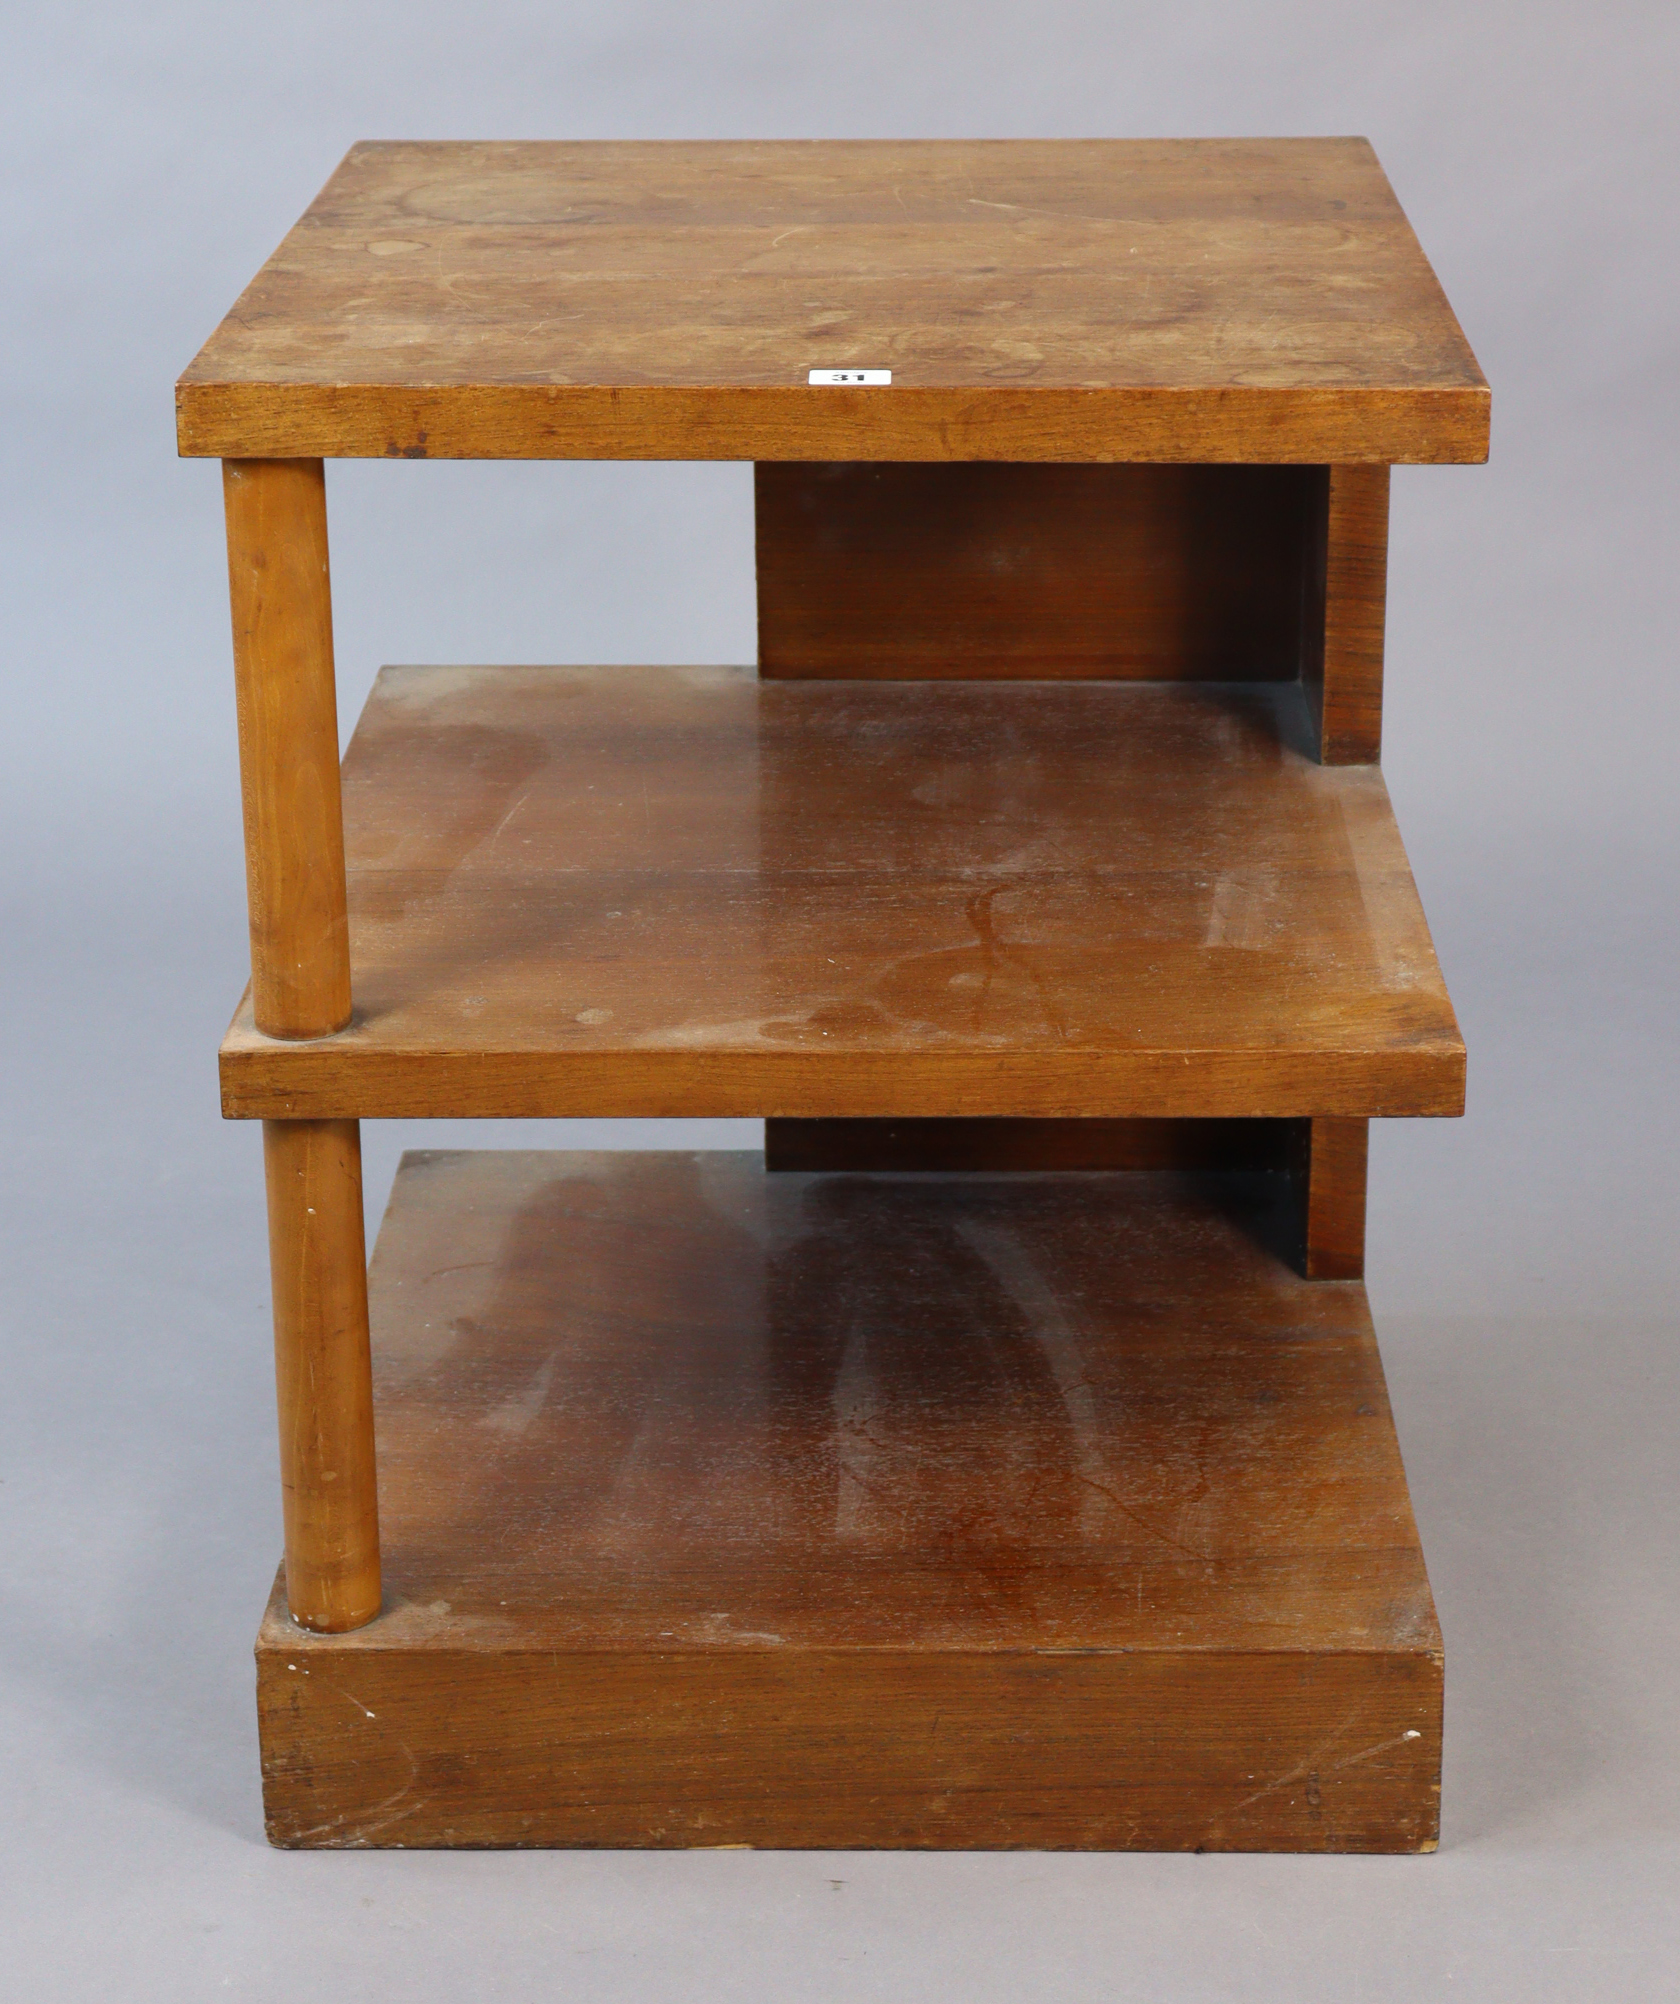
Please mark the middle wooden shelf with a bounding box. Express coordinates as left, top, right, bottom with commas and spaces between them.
220, 666, 1463, 1122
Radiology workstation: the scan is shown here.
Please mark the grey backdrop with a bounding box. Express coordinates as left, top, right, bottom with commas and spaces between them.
3, 3, 1677, 1998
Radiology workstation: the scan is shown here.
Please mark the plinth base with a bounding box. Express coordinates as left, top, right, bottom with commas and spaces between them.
256, 1151, 1441, 1851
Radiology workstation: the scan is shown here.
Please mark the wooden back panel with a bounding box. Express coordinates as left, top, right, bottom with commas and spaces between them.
757, 463, 1313, 680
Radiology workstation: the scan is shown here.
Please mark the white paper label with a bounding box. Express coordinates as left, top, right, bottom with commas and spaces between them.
807, 368, 892, 385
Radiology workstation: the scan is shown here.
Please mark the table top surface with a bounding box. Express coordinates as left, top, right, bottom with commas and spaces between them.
177, 139, 1489, 463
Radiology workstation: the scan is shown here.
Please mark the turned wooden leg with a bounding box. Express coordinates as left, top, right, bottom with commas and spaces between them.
223, 458, 352, 1038
224, 458, 379, 1629
263, 1119, 380, 1631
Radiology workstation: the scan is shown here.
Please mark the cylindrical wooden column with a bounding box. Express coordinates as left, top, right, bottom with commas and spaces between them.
224, 458, 378, 1630
222, 458, 352, 1039
264, 1118, 381, 1631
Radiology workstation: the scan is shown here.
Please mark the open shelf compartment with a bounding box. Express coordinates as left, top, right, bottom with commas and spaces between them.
258, 1149, 1441, 1851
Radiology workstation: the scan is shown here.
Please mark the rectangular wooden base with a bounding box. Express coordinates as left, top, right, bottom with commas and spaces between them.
256, 1150, 1441, 1851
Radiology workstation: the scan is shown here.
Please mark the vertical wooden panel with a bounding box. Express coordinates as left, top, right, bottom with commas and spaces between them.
223, 458, 352, 1038
1293, 462, 1385, 1257
1301, 465, 1390, 765
757, 463, 1311, 679
264, 1118, 381, 1632
1295, 464, 1386, 1255
757, 461, 1377, 1270
1296, 1117, 1370, 1280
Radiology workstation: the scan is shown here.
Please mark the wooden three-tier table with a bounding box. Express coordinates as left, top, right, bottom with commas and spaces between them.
178, 139, 1488, 1852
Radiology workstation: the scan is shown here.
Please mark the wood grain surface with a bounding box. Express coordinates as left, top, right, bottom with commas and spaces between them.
178, 139, 1488, 464
757, 463, 1313, 679
223, 460, 352, 1037
262, 1118, 380, 1631
218, 667, 1464, 1120
1303, 464, 1391, 763
1298, 1116, 1371, 1279
256, 1149, 1442, 1850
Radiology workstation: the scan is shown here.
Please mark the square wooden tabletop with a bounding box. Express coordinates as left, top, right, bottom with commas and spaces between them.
177, 139, 1488, 464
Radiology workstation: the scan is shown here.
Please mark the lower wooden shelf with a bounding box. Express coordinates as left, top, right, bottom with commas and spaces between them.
220, 669, 1465, 1121
256, 1149, 1442, 1852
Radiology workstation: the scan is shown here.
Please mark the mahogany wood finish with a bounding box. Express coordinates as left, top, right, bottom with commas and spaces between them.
177, 140, 1488, 466
263, 1118, 380, 1632
1304, 465, 1391, 764
757, 463, 1312, 680
256, 1150, 1442, 1851
223, 458, 351, 1039
218, 668, 1464, 1122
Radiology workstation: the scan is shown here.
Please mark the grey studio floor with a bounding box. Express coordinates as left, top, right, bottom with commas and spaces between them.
4, 5, 1679, 1999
